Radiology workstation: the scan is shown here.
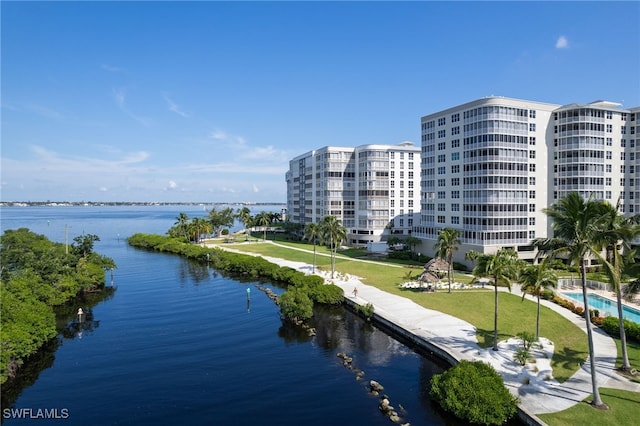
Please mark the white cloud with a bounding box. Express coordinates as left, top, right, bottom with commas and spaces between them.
112, 87, 152, 126
253, 184, 259, 193
163, 94, 190, 118
166, 180, 178, 190
555, 36, 569, 49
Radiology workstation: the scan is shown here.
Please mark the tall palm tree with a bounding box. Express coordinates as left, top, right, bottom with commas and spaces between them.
533, 192, 608, 408
189, 217, 212, 244
598, 201, 640, 372
433, 228, 461, 293
254, 211, 272, 241
519, 260, 557, 341
236, 207, 253, 240
174, 212, 190, 240
303, 222, 320, 273
471, 248, 520, 351
319, 215, 347, 279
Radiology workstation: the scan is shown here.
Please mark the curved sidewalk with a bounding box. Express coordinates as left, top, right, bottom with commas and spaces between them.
257, 253, 640, 416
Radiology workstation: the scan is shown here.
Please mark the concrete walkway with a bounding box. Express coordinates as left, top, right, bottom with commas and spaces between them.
210, 242, 640, 416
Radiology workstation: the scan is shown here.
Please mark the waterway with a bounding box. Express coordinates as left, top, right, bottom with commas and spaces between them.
0, 205, 465, 425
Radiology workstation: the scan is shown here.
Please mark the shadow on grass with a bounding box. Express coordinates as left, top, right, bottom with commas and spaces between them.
475, 327, 513, 349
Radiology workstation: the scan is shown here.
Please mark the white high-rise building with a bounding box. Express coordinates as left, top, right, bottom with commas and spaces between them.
285, 142, 421, 246
414, 97, 640, 265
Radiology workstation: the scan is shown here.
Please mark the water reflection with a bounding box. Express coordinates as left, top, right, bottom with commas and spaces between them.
1, 288, 116, 410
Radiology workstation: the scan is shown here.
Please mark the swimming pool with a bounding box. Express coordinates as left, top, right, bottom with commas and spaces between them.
562, 292, 640, 324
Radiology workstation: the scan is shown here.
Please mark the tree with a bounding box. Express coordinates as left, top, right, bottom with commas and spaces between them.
254, 211, 272, 241
597, 201, 640, 372
173, 212, 190, 240
471, 248, 520, 351
319, 215, 347, 279
433, 228, 461, 293
520, 260, 557, 341
189, 217, 212, 244
303, 222, 320, 273
404, 235, 421, 259
533, 192, 608, 408
208, 207, 235, 237
279, 286, 313, 322
235, 207, 253, 238
72, 234, 100, 258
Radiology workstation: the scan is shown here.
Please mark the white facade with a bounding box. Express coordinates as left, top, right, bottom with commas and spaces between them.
285, 142, 421, 246
414, 97, 640, 265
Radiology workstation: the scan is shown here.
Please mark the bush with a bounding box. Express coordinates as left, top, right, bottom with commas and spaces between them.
309, 284, 344, 305
357, 303, 375, 320
278, 287, 313, 321
600, 316, 640, 344
429, 360, 519, 425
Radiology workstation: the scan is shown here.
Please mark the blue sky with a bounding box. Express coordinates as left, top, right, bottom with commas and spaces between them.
2, 1, 639, 203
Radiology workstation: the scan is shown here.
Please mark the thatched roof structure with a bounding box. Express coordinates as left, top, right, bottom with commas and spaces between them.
417, 257, 451, 283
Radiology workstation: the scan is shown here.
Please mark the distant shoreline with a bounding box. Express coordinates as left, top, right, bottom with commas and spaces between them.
0, 201, 286, 207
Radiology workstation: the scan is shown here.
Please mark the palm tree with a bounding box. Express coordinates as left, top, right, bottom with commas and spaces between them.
319, 215, 347, 279
471, 248, 520, 351
533, 192, 608, 408
236, 207, 253, 240
433, 228, 461, 293
254, 211, 272, 241
598, 201, 640, 372
520, 260, 557, 341
303, 222, 320, 273
174, 212, 190, 240
189, 217, 212, 244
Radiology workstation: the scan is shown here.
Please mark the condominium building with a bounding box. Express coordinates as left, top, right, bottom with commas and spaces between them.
413, 97, 640, 265
285, 142, 421, 246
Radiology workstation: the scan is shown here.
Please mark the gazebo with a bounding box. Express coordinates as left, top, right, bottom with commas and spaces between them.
417, 258, 451, 290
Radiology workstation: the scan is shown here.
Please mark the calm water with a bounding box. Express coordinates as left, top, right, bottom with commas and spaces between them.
562, 292, 640, 324
0, 205, 460, 425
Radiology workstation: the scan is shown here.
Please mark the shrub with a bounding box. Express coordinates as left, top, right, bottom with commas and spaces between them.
430, 360, 519, 425
514, 347, 531, 366
517, 331, 536, 350
357, 303, 375, 320
309, 283, 344, 305
278, 287, 313, 321
600, 316, 640, 344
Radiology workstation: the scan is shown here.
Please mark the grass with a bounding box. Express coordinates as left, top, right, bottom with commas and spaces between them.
613, 338, 640, 383
213, 238, 587, 382
538, 388, 640, 426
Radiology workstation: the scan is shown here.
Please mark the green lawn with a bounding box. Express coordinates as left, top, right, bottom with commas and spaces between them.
538, 388, 640, 426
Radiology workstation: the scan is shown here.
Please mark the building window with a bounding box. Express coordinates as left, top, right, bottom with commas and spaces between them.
438, 117, 446, 126
529, 137, 536, 145
606, 151, 612, 160
438, 179, 446, 187
438, 203, 445, 211
529, 204, 536, 212
529, 151, 536, 159
607, 138, 613, 146
437, 191, 446, 199
437, 216, 445, 224
606, 164, 612, 173
438, 154, 446, 163
452, 139, 460, 148
452, 203, 459, 211
451, 152, 460, 161
452, 190, 460, 198
606, 111, 613, 119
529, 110, 536, 118
438, 166, 446, 174
606, 124, 613, 133
606, 177, 611, 186
438, 142, 446, 150
452, 126, 460, 135
529, 231, 535, 239
451, 164, 460, 173
529, 190, 535, 198
451, 178, 460, 186
529, 164, 536, 172
451, 216, 460, 224
438, 130, 446, 138
451, 113, 460, 122
529, 177, 535, 185
606, 191, 612, 199
529, 123, 536, 132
